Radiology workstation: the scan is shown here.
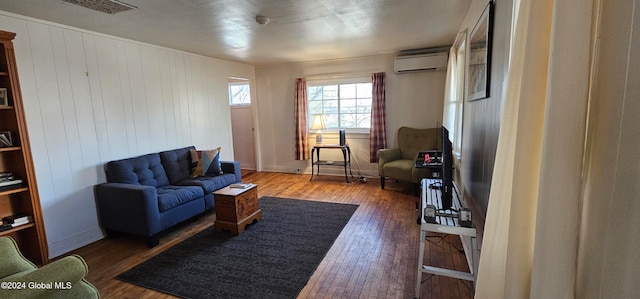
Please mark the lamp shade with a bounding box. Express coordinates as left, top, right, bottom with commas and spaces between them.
309, 114, 326, 130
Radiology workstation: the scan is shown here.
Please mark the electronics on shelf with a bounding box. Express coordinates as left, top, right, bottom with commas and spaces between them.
440, 126, 454, 210
339, 129, 346, 146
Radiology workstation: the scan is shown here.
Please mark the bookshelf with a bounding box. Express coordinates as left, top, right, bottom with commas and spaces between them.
0, 30, 48, 265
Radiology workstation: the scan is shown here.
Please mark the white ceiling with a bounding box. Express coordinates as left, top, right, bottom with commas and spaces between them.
0, 0, 471, 65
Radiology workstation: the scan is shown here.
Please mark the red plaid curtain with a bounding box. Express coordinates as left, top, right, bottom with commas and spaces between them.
294, 78, 310, 160
370, 72, 387, 163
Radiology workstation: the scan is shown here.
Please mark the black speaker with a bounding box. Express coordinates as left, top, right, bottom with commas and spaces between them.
339, 129, 346, 146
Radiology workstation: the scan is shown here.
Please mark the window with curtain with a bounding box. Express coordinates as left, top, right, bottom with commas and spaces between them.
443, 33, 467, 156
307, 79, 372, 131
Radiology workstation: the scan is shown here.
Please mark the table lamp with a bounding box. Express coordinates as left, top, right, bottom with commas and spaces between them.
310, 114, 326, 144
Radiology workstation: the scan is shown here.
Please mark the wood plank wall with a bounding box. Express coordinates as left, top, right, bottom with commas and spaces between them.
0, 12, 253, 257
456, 0, 514, 236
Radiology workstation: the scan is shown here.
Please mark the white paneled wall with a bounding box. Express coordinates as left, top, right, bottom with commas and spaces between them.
0, 12, 254, 257
254, 56, 446, 177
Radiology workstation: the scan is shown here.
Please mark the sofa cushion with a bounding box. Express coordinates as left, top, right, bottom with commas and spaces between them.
178, 173, 238, 194
159, 146, 196, 184
382, 159, 415, 183
156, 185, 204, 212
106, 153, 170, 187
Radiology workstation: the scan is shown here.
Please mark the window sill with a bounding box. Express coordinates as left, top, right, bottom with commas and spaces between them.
311, 129, 370, 134
310, 130, 370, 140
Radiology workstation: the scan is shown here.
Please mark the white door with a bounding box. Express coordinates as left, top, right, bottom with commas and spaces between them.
229, 79, 256, 170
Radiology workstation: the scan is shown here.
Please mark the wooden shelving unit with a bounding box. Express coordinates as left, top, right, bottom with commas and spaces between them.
0, 30, 48, 265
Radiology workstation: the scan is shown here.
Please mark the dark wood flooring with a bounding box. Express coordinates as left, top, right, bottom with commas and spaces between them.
68, 172, 474, 298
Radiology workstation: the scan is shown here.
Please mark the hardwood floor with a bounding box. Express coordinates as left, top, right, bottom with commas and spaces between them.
69, 172, 474, 298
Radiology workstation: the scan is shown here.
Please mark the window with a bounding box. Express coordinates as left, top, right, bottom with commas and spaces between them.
453, 40, 465, 155
228, 82, 250, 106
443, 34, 466, 157
307, 81, 372, 130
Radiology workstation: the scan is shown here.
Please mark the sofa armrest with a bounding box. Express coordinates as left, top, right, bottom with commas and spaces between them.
221, 161, 242, 183
378, 148, 402, 176
10, 255, 87, 283
0, 237, 36, 278
0, 255, 98, 299
95, 183, 161, 236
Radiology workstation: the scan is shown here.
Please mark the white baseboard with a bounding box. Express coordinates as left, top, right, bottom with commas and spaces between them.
262, 165, 378, 178
48, 227, 104, 259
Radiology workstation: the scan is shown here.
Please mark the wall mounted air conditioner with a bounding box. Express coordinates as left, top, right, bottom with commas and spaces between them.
394, 52, 448, 73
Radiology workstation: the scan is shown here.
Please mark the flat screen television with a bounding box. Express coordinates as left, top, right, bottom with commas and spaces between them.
440, 126, 454, 210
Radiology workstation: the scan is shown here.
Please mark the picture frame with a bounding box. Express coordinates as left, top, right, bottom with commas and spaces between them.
0, 88, 7, 106
0, 131, 13, 147
468, 1, 493, 101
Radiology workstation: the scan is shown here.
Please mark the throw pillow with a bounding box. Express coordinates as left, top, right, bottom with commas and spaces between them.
202, 147, 223, 176
189, 150, 202, 178
189, 149, 199, 168
189, 148, 223, 177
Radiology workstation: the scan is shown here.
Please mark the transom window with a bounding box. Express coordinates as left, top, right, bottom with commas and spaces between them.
307, 81, 372, 129
228, 82, 250, 106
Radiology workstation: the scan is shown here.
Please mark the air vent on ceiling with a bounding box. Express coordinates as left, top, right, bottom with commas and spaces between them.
61, 0, 137, 14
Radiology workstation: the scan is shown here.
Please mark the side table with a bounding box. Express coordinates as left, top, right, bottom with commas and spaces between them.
213, 184, 261, 235
310, 144, 353, 183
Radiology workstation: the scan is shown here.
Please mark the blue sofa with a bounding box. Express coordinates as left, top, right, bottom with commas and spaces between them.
95, 146, 241, 247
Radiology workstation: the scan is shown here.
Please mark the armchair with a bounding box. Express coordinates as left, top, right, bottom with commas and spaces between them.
0, 236, 99, 299
378, 127, 441, 190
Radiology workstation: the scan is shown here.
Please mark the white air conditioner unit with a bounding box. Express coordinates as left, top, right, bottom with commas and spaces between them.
394, 52, 448, 73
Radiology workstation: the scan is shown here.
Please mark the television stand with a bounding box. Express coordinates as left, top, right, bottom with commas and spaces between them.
415, 178, 478, 298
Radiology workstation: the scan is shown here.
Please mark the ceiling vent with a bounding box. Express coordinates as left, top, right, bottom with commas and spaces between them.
61, 0, 137, 14
394, 47, 450, 73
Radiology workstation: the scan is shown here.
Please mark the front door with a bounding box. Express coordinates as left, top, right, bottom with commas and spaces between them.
228, 79, 256, 171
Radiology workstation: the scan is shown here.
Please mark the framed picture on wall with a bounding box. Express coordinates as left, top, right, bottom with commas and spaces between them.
0, 88, 7, 106
468, 1, 493, 101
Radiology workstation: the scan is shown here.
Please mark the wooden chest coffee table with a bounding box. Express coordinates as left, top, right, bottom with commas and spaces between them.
213, 184, 261, 235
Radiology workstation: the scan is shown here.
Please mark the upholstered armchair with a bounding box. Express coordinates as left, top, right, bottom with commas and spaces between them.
378, 127, 441, 190
0, 236, 99, 299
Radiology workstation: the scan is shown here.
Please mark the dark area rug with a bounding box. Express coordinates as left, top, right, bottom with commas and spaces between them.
117, 196, 359, 299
